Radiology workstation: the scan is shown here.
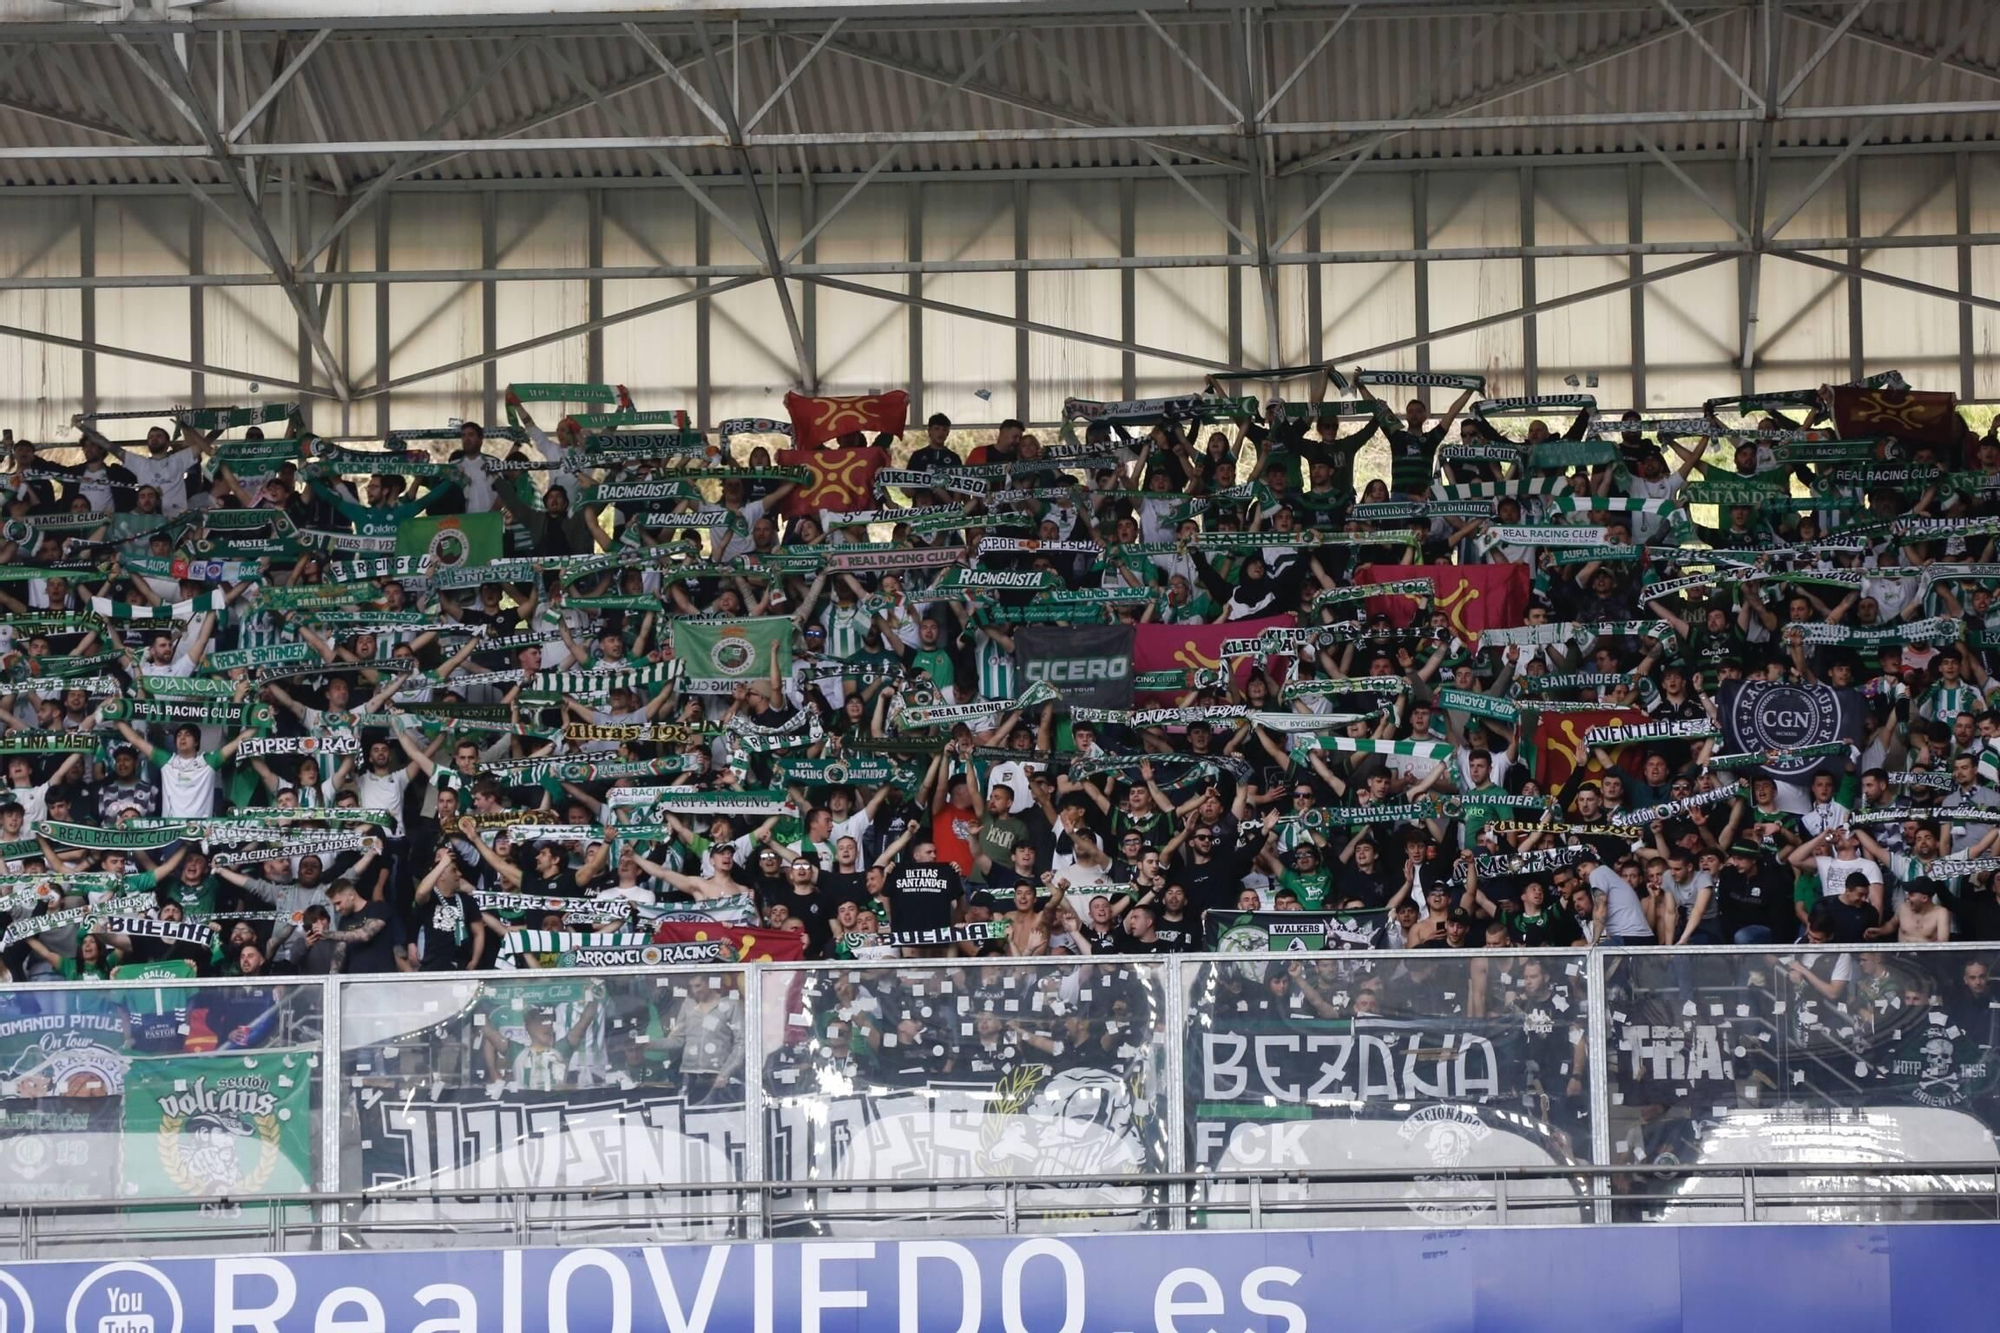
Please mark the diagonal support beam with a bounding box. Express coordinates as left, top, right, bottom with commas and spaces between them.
1761, 4, 1992, 244
781, 32, 1016, 266
128, 34, 352, 402
802, 273, 1244, 374
1509, 14, 1748, 239
0, 319, 326, 396
1025, 32, 1253, 250
1330, 253, 1733, 364
1258, 3, 1357, 122
366, 274, 761, 397
1789, 7, 2000, 90
1238, 7, 1282, 369
621, 21, 733, 137
297, 38, 524, 271
1772, 250, 2000, 315
227, 28, 329, 143
1777, 0, 1877, 105
1273, 15, 1495, 251
745, 18, 842, 132
1139, 10, 1241, 121
810, 36, 1245, 173
536, 41, 765, 260
692, 19, 816, 392
1278, 13, 1727, 178
1656, 0, 1763, 106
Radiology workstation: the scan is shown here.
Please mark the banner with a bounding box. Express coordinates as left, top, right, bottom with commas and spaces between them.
669, 617, 793, 688
1356, 563, 1528, 640
783, 389, 909, 449
653, 920, 808, 963
118, 1051, 314, 1199
395, 512, 505, 572
1133, 615, 1292, 699
1205, 908, 1388, 952
1531, 706, 1646, 790
0, 1010, 132, 1097
1717, 680, 1865, 781
1014, 623, 1135, 708
0, 1096, 124, 1202
1831, 384, 1959, 444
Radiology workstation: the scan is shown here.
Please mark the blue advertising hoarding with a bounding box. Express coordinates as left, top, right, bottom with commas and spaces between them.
0, 1224, 1988, 1333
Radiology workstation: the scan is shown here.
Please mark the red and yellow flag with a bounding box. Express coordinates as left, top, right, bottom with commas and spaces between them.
783, 389, 909, 449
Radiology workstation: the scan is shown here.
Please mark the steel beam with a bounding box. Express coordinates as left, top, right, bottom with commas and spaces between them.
1259, 3, 1357, 121
1331, 252, 1734, 365
800, 273, 1245, 375
1739, 0, 1779, 377
807, 34, 1246, 173
128, 33, 353, 402
1958, 152, 1974, 401
1761, 6, 1994, 244
692, 18, 815, 391
1789, 7, 2000, 91
780, 32, 1017, 265
366, 274, 762, 396
1773, 249, 2000, 316
744, 19, 842, 132
1239, 7, 1281, 369
225, 27, 328, 142
1277, 10, 1732, 178
1139, 10, 1242, 121
622, 22, 733, 136
1656, 0, 1762, 107
0, 318, 326, 396
1777, 0, 1876, 106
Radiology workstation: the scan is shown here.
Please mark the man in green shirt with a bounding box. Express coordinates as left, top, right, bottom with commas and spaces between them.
884, 615, 957, 690
1276, 844, 1332, 910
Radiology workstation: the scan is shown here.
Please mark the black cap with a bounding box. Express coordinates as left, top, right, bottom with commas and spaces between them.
1446, 907, 1473, 924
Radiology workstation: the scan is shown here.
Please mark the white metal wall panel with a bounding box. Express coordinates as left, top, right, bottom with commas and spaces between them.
1638, 163, 1739, 409
94, 197, 191, 417
1026, 182, 1120, 424
1533, 167, 1634, 410
0, 196, 84, 444
1425, 172, 1523, 389
1972, 156, 2000, 402
1317, 174, 1416, 372
916, 181, 1015, 426
706, 187, 807, 423
1856, 156, 1961, 385
1755, 160, 1851, 392
204, 198, 310, 402
385, 194, 483, 427
599, 189, 702, 415
1132, 178, 1227, 397
812, 184, 909, 398
491, 193, 591, 399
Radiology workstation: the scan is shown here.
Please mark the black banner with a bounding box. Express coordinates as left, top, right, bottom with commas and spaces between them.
1717, 680, 1864, 782
1015, 623, 1136, 708
0, 1096, 124, 1202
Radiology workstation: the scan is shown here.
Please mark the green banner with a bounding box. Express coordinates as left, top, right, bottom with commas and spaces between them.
670, 616, 794, 687
395, 513, 505, 571
119, 1050, 315, 1198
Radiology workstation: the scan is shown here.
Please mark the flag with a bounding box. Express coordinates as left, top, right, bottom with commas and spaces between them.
1205, 908, 1388, 952
783, 389, 909, 449
777, 441, 892, 516
1133, 615, 1292, 700
1356, 563, 1529, 640
669, 616, 793, 687
1015, 623, 1136, 708
1831, 385, 1960, 446
1717, 680, 1865, 782
396, 513, 504, 571
654, 919, 807, 962
1530, 706, 1643, 793
118, 1050, 314, 1199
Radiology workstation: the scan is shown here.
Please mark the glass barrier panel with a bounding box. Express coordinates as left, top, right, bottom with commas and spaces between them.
1602, 944, 2000, 1224
1185, 950, 1598, 1229
338, 968, 750, 1248
0, 977, 323, 1260
760, 958, 1171, 1237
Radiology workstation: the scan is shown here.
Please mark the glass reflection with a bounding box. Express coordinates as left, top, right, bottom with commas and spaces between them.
761, 959, 1169, 1236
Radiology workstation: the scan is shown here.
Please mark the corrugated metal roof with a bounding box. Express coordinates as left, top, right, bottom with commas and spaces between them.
0, 1, 1994, 189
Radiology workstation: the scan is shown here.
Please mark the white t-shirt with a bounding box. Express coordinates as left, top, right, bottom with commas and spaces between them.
1814, 854, 1881, 896
356, 767, 412, 838
157, 752, 221, 819
122, 447, 199, 516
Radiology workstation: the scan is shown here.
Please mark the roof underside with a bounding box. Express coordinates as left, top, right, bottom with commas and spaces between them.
0, 0, 1996, 190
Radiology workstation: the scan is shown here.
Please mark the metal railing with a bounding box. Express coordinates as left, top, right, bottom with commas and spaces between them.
5, 1160, 2000, 1261
4, 942, 1999, 1260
